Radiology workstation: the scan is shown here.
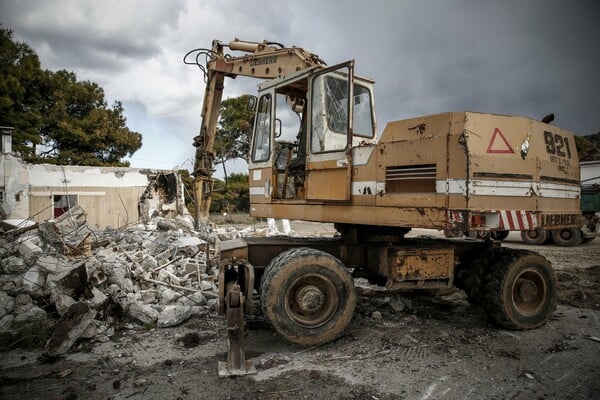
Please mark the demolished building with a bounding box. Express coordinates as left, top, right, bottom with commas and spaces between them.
1, 130, 191, 229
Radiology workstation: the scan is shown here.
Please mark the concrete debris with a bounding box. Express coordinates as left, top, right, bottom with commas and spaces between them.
44, 302, 96, 357
127, 303, 159, 325
0, 315, 15, 333
0, 204, 290, 355
14, 306, 47, 324
0, 204, 221, 355
371, 311, 383, 320
0, 291, 15, 318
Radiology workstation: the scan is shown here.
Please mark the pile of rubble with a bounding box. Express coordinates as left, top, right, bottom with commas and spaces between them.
0, 206, 218, 356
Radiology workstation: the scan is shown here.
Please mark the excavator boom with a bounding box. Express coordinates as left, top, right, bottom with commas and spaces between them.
185, 39, 325, 225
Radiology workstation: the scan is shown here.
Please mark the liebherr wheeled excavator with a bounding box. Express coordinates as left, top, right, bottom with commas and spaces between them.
185, 39, 581, 376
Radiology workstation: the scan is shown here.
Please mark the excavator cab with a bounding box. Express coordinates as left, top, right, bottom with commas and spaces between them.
248, 61, 377, 207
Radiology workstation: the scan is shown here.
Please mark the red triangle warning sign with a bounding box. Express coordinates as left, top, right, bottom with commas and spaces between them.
486, 128, 514, 154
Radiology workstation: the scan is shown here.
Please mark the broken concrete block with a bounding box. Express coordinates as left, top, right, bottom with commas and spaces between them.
171, 236, 204, 257
22, 266, 46, 297
207, 298, 218, 311
140, 289, 158, 304
18, 239, 43, 265
88, 287, 108, 308
48, 283, 77, 316
157, 269, 181, 286
0, 315, 15, 333
44, 302, 96, 356
157, 220, 178, 231
79, 320, 97, 339
36, 255, 72, 273
107, 264, 134, 292
89, 269, 107, 286
4, 256, 27, 274
187, 291, 207, 306
0, 291, 15, 318
127, 303, 158, 325
140, 257, 158, 271
157, 305, 194, 328
106, 284, 129, 309
175, 292, 207, 307
14, 306, 47, 324
199, 280, 216, 292
0, 274, 23, 296
183, 258, 207, 275
15, 293, 32, 307
159, 288, 182, 305
47, 263, 88, 297
174, 215, 195, 231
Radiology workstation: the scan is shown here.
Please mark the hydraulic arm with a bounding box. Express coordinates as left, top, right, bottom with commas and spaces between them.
185, 39, 325, 225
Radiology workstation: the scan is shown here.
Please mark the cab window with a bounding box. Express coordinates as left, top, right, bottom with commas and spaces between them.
251, 94, 272, 162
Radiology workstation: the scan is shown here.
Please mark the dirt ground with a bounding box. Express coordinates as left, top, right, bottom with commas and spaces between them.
1, 223, 599, 400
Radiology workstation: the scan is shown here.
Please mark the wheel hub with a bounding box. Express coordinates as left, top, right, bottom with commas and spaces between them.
284, 273, 339, 328
295, 285, 325, 313
516, 278, 538, 303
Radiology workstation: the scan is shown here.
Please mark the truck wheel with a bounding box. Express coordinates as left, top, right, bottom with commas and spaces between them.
260, 248, 356, 346
551, 228, 583, 246
483, 250, 556, 329
491, 230, 509, 241
465, 230, 491, 239
520, 229, 549, 245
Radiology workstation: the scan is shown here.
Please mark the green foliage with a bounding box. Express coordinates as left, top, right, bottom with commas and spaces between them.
0, 319, 54, 350
0, 26, 142, 166
210, 173, 250, 213
214, 95, 254, 164
575, 133, 600, 162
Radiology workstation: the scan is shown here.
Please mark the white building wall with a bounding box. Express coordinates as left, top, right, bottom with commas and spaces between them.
1, 155, 178, 226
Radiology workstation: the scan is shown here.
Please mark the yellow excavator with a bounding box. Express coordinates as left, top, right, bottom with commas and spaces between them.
185, 39, 581, 376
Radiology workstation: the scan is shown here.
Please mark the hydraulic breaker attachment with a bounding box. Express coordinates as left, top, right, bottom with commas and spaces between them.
217, 262, 256, 377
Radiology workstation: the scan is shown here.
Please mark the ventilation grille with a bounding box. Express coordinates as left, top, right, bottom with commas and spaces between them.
386, 164, 436, 193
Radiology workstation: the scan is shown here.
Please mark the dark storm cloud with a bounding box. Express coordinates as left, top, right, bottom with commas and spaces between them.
0, 0, 598, 171
289, 0, 600, 135
0, 0, 183, 72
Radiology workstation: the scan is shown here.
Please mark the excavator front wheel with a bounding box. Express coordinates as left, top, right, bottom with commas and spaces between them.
483, 250, 557, 330
260, 248, 356, 346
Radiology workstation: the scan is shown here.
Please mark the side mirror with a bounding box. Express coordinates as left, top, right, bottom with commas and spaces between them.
247, 95, 257, 111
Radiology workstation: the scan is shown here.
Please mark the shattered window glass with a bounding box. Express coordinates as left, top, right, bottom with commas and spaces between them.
252, 94, 272, 162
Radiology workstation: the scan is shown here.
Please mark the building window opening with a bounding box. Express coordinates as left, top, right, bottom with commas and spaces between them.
53, 195, 77, 218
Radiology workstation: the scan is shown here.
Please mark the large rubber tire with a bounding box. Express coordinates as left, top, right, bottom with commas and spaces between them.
551, 228, 583, 247
491, 230, 509, 241
483, 249, 557, 329
465, 230, 491, 240
520, 229, 550, 245
260, 248, 356, 346
458, 246, 502, 306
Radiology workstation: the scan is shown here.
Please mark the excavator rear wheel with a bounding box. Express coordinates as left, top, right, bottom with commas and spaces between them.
482, 249, 557, 329
260, 248, 356, 346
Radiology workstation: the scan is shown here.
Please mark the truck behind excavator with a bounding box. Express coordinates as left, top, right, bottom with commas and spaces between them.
185, 39, 582, 376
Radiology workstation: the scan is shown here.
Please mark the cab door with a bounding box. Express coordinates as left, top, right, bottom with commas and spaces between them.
306, 61, 354, 201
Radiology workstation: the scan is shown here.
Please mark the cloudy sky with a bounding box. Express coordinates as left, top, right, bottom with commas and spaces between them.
1, 0, 598, 176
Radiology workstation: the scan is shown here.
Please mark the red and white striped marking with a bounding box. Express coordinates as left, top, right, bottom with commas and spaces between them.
498, 210, 537, 230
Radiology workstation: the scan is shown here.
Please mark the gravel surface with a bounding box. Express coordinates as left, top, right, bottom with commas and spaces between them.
1, 224, 599, 400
